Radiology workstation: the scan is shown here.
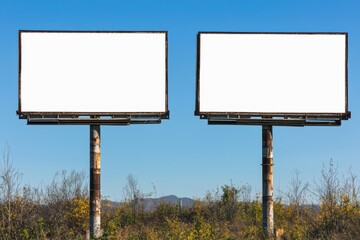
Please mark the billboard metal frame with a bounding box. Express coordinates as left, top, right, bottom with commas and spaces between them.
18, 30, 169, 125
195, 32, 350, 126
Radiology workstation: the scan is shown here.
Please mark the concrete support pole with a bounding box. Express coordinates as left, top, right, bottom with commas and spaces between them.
90, 125, 101, 238
262, 125, 274, 237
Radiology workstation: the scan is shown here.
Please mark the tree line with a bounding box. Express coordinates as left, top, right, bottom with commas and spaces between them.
1, 145, 359, 239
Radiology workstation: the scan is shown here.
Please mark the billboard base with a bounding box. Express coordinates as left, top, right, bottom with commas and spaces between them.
202, 113, 351, 126
20, 114, 168, 125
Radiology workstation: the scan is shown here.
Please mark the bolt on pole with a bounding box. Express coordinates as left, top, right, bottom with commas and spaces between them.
262, 125, 274, 237
90, 125, 101, 238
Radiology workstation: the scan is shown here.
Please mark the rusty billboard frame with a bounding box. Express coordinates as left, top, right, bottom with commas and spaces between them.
18, 30, 169, 125
195, 32, 350, 126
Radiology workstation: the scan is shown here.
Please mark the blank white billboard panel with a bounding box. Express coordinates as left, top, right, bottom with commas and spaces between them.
19, 31, 167, 115
197, 33, 347, 115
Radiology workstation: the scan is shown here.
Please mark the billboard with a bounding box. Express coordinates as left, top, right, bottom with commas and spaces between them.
196, 32, 349, 125
18, 31, 168, 123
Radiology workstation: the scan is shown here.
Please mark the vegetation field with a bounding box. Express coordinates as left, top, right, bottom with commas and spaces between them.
1, 147, 359, 239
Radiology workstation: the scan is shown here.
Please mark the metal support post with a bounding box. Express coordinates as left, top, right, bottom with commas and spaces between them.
90, 125, 101, 238
262, 125, 274, 237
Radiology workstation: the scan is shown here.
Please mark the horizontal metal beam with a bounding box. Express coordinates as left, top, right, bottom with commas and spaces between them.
18, 112, 170, 120
208, 118, 341, 126
26, 117, 161, 125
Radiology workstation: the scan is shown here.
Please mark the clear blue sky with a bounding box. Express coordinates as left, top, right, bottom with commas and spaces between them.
0, 0, 359, 201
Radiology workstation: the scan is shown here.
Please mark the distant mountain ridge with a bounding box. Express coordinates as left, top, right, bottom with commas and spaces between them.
141, 195, 195, 211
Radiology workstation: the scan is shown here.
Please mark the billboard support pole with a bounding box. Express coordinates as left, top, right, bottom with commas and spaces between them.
90, 125, 101, 238
262, 125, 274, 237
